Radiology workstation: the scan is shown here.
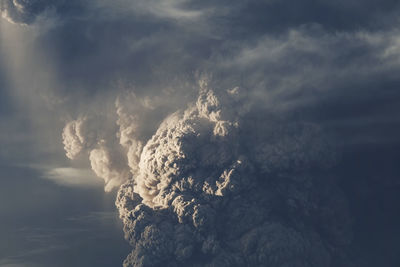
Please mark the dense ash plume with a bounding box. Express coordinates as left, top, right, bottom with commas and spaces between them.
62, 117, 92, 160
62, 116, 131, 192
63, 80, 353, 266
115, 92, 152, 176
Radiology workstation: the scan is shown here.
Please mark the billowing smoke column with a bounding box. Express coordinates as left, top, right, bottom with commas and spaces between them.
115, 92, 154, 177
62, 116, 131, 192
63, 80, 353, 266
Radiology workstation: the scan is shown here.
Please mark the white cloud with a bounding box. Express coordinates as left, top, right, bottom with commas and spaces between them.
42, 167, 103, 188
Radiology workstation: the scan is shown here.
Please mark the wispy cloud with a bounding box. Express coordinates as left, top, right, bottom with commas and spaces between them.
42, 167, 103, 188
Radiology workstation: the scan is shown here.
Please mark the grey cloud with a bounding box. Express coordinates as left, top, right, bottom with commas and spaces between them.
14, 0, 400, 120
204, 25, 400, 149
127, 0, 206, 21
0, 0, 65, 24
46, 13, 400, 153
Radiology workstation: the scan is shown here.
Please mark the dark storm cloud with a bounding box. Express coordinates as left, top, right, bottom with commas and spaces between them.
4, 0, 397, 106
19, 0, 400, 109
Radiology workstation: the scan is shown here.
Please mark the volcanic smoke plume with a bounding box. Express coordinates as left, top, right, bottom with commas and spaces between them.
63, 80, 353, 267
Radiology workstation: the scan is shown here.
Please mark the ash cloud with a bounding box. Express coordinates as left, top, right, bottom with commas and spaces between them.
89, 144, 131, 192
63, 79, 352, 266
62, 117, 92, 160
115, 92, 154, 176
62, 115, 131, 192
116, 82, 351, 267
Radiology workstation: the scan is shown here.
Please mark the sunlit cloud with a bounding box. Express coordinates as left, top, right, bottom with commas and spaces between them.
42, 167, 103, 188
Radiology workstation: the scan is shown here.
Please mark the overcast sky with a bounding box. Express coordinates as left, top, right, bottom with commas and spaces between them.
1, 1, 400, 266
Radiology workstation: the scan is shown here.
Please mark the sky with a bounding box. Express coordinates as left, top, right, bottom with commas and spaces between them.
1, 1, 400, 267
